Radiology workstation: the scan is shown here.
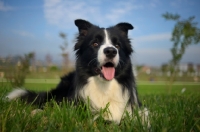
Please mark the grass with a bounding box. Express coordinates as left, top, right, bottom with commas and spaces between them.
0, 81, 200, 131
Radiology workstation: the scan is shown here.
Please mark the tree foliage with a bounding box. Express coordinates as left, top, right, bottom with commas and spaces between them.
59, 32, 69, 73
163, 12, 200, 66
59, 32, 68, 52
162, 12, 200, 91
6, 52, 35, 87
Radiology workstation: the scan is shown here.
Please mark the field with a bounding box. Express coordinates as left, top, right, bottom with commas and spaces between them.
0, 80, 200, 132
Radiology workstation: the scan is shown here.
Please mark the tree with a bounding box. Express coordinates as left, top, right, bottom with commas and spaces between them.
6, 52, 35, 87
45, 53, 53, 67
161, 63, 168, 74
59, 32, 69, 73
59, 32, 68, 52
163, 12, 200, 92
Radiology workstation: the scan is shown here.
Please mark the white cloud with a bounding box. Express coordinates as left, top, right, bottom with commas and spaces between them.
132, 48, 171, 66
0, 1, 14, 11
170, 0, 190, 7
149, 0, 161, 8
13, 30, 35, 38
133, 42, 200, 66
44, 0, 98, 27
43, 0, 143, 28
135, 32, 171, 43
138, 48, 169, 54
182, 45, 200, 63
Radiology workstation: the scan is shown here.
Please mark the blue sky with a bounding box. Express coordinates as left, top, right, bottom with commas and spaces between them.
0, 0, 200, 66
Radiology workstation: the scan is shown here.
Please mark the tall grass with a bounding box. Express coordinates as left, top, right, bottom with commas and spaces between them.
0, 83, 200, 132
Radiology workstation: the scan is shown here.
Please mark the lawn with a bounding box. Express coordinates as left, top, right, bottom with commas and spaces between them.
0, 80, 200, 131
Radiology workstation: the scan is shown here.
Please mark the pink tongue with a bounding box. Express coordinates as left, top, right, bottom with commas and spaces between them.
102, 66, 115, 80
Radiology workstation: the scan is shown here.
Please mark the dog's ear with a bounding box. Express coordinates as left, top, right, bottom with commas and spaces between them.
75, 19, 92, 36
115, 22, 134, 36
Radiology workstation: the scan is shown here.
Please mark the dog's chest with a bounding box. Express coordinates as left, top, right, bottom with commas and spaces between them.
79, 76, 130, 123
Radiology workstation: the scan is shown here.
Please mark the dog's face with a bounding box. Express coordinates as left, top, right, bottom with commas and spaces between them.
74, 19, 133, 81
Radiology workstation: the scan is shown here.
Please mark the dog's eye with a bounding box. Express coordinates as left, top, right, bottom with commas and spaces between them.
92, 43, 99, 47
115, 44, 120, 49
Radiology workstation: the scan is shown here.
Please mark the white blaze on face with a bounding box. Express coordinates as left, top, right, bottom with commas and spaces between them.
104, 29, 112, 45
97, 29, 119, 67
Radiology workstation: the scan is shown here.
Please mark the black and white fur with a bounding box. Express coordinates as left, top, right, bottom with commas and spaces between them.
6, 19, 148, 125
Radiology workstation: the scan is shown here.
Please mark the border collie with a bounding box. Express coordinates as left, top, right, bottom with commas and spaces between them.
6, 19, 149, 125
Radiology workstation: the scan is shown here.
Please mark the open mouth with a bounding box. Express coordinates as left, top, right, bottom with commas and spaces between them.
95, 62, 115, 81
103, 62, 114, 67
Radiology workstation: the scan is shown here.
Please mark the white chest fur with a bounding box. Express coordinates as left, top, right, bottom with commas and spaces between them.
79, 76, 130, 124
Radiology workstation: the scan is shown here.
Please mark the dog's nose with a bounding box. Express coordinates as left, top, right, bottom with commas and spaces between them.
104, 47, 117, 58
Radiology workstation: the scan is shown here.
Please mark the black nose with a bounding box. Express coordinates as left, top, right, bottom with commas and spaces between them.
103, 47, 117, 58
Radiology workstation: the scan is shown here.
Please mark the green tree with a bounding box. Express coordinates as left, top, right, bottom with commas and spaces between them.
161, 63, 168, 74
163, 12, 200, 92
6, 52, 35, 87
59, 32, 69, 73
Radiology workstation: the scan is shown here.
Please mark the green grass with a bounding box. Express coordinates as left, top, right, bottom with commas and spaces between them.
0, 81, 200, 131
138, 83, 200, 95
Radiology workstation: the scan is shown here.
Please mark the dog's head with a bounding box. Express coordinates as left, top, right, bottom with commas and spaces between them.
74, 19, 133, 81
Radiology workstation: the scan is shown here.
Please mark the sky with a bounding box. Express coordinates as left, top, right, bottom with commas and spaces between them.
0, 0, 200, 66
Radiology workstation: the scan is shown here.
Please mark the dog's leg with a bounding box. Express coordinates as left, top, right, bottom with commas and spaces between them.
31, 109, 43, 116
138, 108, 150, 128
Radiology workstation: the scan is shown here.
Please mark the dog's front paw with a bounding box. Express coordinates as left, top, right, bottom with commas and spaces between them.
138, 108, 150, 128
31, 109, 43, 116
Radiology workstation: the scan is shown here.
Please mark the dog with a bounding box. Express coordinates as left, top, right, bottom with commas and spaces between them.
6, 19, 149, 125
